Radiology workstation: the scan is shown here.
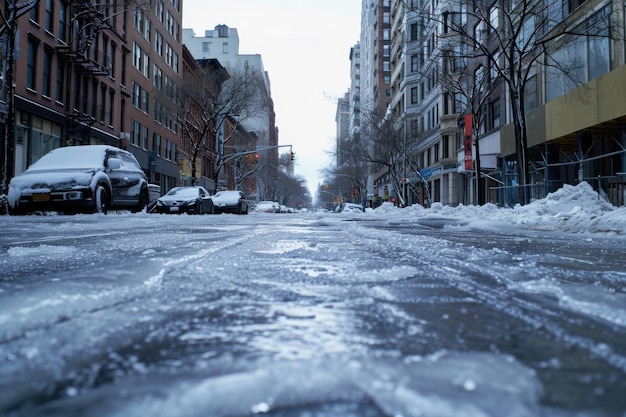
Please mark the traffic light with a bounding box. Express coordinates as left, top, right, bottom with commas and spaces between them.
290, 151, 295, 161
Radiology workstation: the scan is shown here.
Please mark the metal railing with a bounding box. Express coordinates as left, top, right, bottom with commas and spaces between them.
589, 174, 626, 207
489, 181, 564, 207
490, 176, 626, 207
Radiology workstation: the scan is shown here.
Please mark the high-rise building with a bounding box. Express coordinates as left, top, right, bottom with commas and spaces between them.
351, 0, 626, 207
183, 26, 278, 199
124, 0, 183, 192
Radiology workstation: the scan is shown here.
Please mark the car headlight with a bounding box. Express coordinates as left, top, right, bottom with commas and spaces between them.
187, 199, 197, 205
156, 200, 164, 206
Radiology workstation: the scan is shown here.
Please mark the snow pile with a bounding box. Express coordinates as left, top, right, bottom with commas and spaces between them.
370, 181, 626, 234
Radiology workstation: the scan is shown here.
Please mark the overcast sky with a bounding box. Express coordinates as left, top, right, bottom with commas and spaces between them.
181, 0, 362, 195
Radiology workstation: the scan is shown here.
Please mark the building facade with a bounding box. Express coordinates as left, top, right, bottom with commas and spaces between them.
182, 26, 278, 200
351, 0, 626, 207
2, 0, 186, 198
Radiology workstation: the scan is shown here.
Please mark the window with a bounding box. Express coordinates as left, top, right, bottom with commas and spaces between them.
132, 81, 141, 108
91, 81, 98, 118
154, 31, 163, 56
141, 125, 149, 149
99, 84, 107, 122
587, 7, 610, 80
411, 54, 419, 72
490, 100, 500, 129
164, 140, 174, 160
489, 5, 499, 30
410, 87, 418, 104
27, 38, 38, 90
156, 0, 164, 22
223, 42, 229, 54
142, 51, 150, 77
525, 73, 538, 111
102, 37, 109, 69
152, 133, 162, 156
109, 42, 116, 78
45, 0, 54, 32
59, 2, 67, 42
133, 42, 142, 71
29, 4, 39, 23
410, 23, 418, 41
166, 11, 178, 38
56, 61, 65, 102
108, 89, 115, 126
442, 135, 450, 158
153, 65, 163, 90
142, 89, 149, 114
131, 120, 141, 146
42, 49, 52, 97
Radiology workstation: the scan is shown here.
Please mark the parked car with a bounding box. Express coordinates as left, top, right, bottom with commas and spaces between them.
7, 145, 149, 215
254, 200, 279, 213
209, 190, 249, 214
338, 202, 365, 213
153, 186, 214, 214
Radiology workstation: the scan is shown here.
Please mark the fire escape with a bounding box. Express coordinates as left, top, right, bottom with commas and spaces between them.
56, 1, 115, 142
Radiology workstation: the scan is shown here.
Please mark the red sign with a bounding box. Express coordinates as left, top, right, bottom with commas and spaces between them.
464, 114, 473, 171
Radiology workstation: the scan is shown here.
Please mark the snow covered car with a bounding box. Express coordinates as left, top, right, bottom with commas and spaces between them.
254, 200, 279, 213
153, 186, 214, 214
8, 145, 149, 215
338, 202, 364, 213
209, 190, 249, 214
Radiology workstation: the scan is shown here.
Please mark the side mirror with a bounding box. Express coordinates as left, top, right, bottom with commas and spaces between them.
107, 158, 122, 170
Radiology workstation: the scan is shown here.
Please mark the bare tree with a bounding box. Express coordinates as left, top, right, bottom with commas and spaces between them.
168, 59, 269, 190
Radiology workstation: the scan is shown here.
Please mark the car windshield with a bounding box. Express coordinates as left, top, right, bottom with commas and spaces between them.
165, 187, 200, 197
27, 146, 108, 171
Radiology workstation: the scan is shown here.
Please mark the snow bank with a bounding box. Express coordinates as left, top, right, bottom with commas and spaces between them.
370, 182, 626, 234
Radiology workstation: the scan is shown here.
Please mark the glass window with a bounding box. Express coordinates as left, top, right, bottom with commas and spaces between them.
42, 49, 52, 97
45, 0, 54, 32
59, 2, 67, 42
56, 61, 65, 102
27, 39, 37, 90
108, 90, 115, 126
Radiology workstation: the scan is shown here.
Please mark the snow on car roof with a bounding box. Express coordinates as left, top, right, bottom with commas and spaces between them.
164, 186, 205, 197
27, 145, 116, 171
211, 191, 242, 202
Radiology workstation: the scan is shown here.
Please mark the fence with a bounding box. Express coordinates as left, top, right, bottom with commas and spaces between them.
490, 176, 626, 207
591, 174, 626, 207
489, 181, 564, 207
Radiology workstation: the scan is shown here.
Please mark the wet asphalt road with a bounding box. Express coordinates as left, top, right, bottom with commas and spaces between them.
0, 213, 625, 416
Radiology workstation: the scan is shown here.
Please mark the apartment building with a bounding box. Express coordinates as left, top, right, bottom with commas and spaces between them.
2, 0, 188, 197
10, 1, 126, 176
359, 0, 393, 205
124, 0, 182, 192
358, 0, 626, 207
182, 25, 278, 199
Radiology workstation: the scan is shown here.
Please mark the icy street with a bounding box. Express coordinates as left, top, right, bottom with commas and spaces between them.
1, 197, 626, 416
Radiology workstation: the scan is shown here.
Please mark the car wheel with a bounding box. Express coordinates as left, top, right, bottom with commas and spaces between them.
94, 184, 110, 214
132, 188, 148, 213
